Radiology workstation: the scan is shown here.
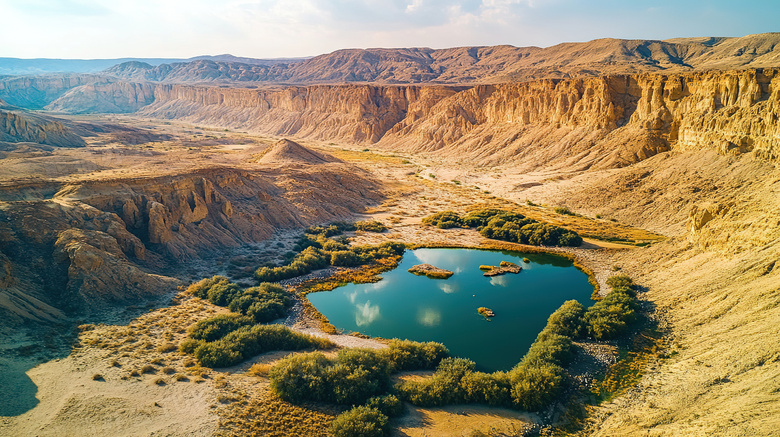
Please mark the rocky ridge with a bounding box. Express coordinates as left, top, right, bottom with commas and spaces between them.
0, 157, 382, 326
52, 69, 775, 170
101, 33, 780, 85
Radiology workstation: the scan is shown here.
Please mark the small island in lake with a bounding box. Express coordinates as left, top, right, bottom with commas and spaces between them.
478, 307, 495, 318
408, 263, 454, 279
480, 261, 522, 276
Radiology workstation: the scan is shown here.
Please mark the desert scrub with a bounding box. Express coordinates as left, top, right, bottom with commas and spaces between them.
188, 278, 294, 324
421, 210, 463, 229
191, 324, 335, 368
269, 341, 448, 405
255, 234, 405, 281
554, 206, 575, 215
584, 275, 639, 340
331, 406, 389, 437
422, 208, 582, 247
354, 220, 387, 232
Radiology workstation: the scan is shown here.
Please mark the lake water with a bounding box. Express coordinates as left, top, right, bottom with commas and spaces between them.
307, 248, 593, 372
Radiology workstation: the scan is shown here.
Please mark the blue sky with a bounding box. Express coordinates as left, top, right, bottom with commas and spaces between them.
1, 0, 777, 59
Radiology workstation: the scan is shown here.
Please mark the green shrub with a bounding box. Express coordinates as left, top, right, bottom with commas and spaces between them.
331, 406, 389, 437
188, 314, 253, 342
421, 211, 463, 229
355, 220, 388, 233
382, 339, 449, 371
269, 352, 332, 402
606, 275, 634, 290
543, 300, 585, 339
178, 338, 205, 354
554, 206, 575, 215
460, 371, 511, 406
396, 358, 476, 407
330, 250, 363, 267
365, 394, 404, 417
328, 349, 392, 404
521, 333, 574, 367
423, 209, 582, 247
508, 363, 565, 411
584, 276, 639, 340
270, 348, 392, 405
193, 325, 334, 368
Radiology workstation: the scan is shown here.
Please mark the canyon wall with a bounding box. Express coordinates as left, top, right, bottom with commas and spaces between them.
10, 69, 778, 170
124, 69, 780, 169
0, 162, 382, 326
0, 108, 85, 147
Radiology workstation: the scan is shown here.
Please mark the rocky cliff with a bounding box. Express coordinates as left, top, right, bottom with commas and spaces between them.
91, 69, 776, 170
0, 107, 85, 147
0, 160, 382, 326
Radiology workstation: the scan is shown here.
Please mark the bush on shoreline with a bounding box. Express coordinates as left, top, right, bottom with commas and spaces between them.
584, 275, 639, 340
192, 324, 335, 368
422, 209, 582, 247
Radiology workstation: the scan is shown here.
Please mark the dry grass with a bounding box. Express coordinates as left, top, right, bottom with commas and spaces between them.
215, 391, 339, 437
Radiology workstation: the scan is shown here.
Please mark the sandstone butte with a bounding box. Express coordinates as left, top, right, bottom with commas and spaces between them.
1, 33, 779, 437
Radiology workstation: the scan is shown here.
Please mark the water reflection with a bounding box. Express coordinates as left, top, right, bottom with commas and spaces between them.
348, 280, 390, 303
438, 283, 457, 294
355, 301, 380, 326
417, 308, 442, 327
489, 275, 509, 287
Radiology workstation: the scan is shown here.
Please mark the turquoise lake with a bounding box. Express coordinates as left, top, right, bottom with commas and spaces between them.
307, 248, 594, 372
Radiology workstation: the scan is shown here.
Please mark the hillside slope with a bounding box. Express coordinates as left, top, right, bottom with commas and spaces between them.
102, 33, 780, 85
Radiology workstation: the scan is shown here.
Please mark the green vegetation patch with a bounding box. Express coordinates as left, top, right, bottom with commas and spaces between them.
188, 277, 294, 323
422, 208, 582, 247
255, 221, 405, 282
183, 324, 335, 368
270, 340, 448, 406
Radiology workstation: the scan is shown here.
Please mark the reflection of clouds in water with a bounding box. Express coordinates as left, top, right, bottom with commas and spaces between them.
348, 280, 391, 303
438, 283, 457, 294
413, 249, 450, 268
489, 275, 509, 287
355, 301, 380, 326
417, 308, 442, 327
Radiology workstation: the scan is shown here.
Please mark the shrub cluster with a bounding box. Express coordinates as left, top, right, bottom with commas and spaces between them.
188, 277, 294, 323
255, 247, 330, 282
255, 240, 405, 282
269, 341, 448, 405
584, 275, 639, 340
184, 324, 335, 368
355, 220, 388, 233
331, 405, 389, 437
270, 349, 392, 405
188, 314, 254, 342
422, 209, 582, 247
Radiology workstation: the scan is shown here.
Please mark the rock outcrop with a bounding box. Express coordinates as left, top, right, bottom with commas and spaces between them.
0, 107, 85, 147
0, 163, 382, 326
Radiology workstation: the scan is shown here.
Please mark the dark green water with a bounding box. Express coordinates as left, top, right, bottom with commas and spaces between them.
307, 248, 593, 372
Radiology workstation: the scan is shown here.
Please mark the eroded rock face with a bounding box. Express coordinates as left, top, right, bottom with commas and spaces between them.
0, 109, 85, 147
119, 70, 778, 170
53, 229, 179, 309
0, 163, 382, 325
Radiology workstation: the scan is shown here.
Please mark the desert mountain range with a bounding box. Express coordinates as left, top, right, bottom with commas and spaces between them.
99, 33, 780, 85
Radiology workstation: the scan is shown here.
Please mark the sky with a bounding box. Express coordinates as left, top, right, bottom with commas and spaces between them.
1, 0, 777, 59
